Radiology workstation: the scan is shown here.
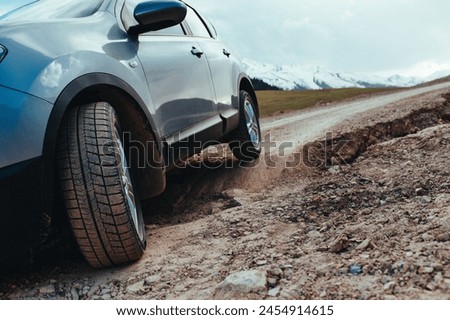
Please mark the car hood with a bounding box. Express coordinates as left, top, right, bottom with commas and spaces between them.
0, 0, 105, 22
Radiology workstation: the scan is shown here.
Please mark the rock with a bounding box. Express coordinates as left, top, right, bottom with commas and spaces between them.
280, 264, 293, 270
100, 288, 111, 295
101, 294, 112, 300
356, 239, 371, 250
307, 230, 322, 238
384, 282, 396, 292
279, 288, 301, 300
421, 196, 432, 204
268, 287, 281, 297
269, 267, 283, 278
157, 283, 171, 291
444, 270, 450, 278
415, 188, 426, 196
362, 265, 372, 275
437, 233, 450, 242
329, 166, 341, 175
329, 235, 349, 253
256, 260, 267, 266
39, 285, 56, 295
421, 233, 434, 242
127, 280, 146, 294
215, 270, 267, 297
434, 272, 443, 283
349, 265, 363, 275
70, 287, 79, 300
420, 267, 434, 274
267, 277, 278, 288
444, 279, 450, 288
145, 275, 162, 285
283, 268, 293, 280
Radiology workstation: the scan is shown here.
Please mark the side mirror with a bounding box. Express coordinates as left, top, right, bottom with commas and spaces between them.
122, 0, 187, 35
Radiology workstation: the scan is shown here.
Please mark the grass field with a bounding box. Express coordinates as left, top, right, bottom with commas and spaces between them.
256, 87, 400, 117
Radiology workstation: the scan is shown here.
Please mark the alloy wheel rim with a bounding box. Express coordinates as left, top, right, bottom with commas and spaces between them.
113, 127, 144, 241
243, 99, 261, 149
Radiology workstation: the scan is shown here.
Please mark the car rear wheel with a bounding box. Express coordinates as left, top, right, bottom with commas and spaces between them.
229, 90, 262, 161
57, 102, 146, 268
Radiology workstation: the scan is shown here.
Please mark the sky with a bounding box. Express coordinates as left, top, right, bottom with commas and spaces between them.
188, 0, 450, 77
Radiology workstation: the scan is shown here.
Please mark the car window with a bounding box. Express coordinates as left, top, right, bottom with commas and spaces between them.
146, 24, 185, 36
185, 6, 211, 38
204, 18, 217, 39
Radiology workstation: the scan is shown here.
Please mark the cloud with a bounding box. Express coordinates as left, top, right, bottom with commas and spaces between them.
188, 0, 450, 75
282, 18, 311, 30
340, 10, 354, 21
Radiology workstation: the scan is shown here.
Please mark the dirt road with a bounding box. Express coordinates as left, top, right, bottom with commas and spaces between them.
1, 83, 449, 300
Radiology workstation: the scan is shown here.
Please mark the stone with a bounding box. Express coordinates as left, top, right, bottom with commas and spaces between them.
356, 239, 371, 250
269, 268, 283, 278
421, 196, 432, 204
215, 270, 267, 296
307, 231, 322, 238
349, 265, 363, 275
329, 166, 341, 175
280, 264, 293, 270
100, 288, 111, 295
127, 280, 146, 294
279, 288, 301, 300
268, 287, 281, 297
256, 260, 267, 266
362, 265, 372, 275
421, 233, 434, 242
420, 267, 434, 274
145, 275, 162, 285
39, 285, 56, 295
70, 288, 79, 300
384, 282, 396, 292
283, 268, 293, 280
329, 235, 349, 253
267, 277, 278, 288
415, 188, 426, 196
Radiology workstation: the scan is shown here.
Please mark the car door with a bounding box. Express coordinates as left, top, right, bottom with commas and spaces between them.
184, 6, 240, 120
136, 23, 217, 138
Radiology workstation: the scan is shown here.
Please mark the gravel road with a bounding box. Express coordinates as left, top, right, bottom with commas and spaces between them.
1, 83, 449, 300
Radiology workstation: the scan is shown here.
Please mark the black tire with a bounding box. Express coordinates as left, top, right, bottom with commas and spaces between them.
57, 102, 146, 268
229, 90, 262, 161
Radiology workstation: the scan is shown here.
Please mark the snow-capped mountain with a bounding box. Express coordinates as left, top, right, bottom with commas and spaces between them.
243, 59, 450, 90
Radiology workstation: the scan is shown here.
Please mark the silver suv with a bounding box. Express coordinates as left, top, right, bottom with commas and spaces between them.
0, 0, 261, 267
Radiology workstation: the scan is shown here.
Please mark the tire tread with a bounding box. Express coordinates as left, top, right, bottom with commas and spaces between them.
57, 102, 145, 268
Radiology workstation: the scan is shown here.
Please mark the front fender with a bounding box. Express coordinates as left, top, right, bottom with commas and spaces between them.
29, 50, 153, 108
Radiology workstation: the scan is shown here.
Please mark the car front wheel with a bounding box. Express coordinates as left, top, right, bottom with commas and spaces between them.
229, 90, 262, 161
57, 102, 146, 268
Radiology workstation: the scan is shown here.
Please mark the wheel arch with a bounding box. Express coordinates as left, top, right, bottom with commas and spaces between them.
42, 73, 166, 222
238, 75, 259, 117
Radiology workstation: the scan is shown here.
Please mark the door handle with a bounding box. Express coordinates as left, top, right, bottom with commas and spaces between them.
223, 49, 231, 57
191, 47, 204, 58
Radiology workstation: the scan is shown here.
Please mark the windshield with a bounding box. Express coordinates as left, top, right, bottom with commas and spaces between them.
0, 0, 105, 21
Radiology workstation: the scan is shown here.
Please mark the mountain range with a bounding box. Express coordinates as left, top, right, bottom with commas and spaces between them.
243, 59, 450, 90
